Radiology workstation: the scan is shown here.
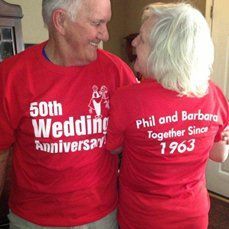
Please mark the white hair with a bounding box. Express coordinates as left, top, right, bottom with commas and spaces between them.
42, 0, 83, 27
142, 3, 214, 97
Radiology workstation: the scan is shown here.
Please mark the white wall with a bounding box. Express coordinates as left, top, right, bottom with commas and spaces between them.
6, 0, 48, 44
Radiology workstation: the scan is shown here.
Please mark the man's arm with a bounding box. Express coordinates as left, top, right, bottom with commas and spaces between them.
0, 149, 10, 197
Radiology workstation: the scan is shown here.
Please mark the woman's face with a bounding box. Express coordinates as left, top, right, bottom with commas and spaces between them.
132, 17, 153, 76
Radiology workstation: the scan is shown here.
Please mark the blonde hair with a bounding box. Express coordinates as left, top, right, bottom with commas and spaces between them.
142, 3, 214, 97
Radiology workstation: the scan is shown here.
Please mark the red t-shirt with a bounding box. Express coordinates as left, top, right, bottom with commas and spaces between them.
0, 42, 136, 226
106, 79, 228, 229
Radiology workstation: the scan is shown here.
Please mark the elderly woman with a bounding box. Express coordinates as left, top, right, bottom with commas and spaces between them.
106, 3, 229, 229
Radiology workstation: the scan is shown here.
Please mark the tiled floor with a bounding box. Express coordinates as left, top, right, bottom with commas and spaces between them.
209, 195, 229, 229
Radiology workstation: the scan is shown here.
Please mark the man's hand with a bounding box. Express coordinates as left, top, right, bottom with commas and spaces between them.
0, 150, 10, 197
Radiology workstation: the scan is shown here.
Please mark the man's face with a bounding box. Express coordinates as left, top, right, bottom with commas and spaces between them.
63, 0, 111, 65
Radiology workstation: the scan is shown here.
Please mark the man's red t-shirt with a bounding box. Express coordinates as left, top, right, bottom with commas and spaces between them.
0, 42, 136, 226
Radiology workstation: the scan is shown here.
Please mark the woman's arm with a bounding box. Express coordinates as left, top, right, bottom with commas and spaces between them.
209, 126, 229, 162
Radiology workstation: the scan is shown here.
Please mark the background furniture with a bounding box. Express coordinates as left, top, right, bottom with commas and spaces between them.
0, 0, 24, 227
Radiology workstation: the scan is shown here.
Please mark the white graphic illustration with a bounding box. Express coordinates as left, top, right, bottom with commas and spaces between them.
88, 85, 109, 118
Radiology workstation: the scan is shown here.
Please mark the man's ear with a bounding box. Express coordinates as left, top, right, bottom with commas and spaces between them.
52, 9, 67, 35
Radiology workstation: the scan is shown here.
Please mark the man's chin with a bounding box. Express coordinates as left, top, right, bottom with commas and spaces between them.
88, 52, 98, 62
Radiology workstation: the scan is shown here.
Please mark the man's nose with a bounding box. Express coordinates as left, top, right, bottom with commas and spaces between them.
98, 25, 109, 42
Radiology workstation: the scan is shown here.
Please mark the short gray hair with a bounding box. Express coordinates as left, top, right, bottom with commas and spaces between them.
42, 0, 83, 27
142, 3, 214, 97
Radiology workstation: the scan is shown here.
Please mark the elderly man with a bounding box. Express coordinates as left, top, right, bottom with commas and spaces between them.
0, 0, 136, 228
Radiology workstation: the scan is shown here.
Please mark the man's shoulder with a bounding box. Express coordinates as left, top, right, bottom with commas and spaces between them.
1, 43, 42, 68
96, 49, 136, 85
98, 49, 128, 67
113, 82, 140, 97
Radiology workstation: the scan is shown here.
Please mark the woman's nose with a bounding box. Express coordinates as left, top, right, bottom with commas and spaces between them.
132, 35, 139, 47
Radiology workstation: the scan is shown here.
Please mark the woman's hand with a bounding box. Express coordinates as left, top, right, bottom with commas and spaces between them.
209, 126, 229, 162
222, 125, 229, 145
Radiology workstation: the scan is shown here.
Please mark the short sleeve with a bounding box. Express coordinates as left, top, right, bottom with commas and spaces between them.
106, 91, 128, 151
117, 59, 137, 87
0, 63, 15, 150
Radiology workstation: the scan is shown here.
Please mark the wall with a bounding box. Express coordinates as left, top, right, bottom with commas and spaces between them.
103, 0, 127, 59
5, 0, 206, 54
6, 0, 48, 44
104, 0, 207, 61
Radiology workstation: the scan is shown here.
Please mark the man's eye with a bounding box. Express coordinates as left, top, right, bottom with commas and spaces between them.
92, 21, 100, 26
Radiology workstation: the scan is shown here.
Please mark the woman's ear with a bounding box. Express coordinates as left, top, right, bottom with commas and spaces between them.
52, 9, 67, 35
